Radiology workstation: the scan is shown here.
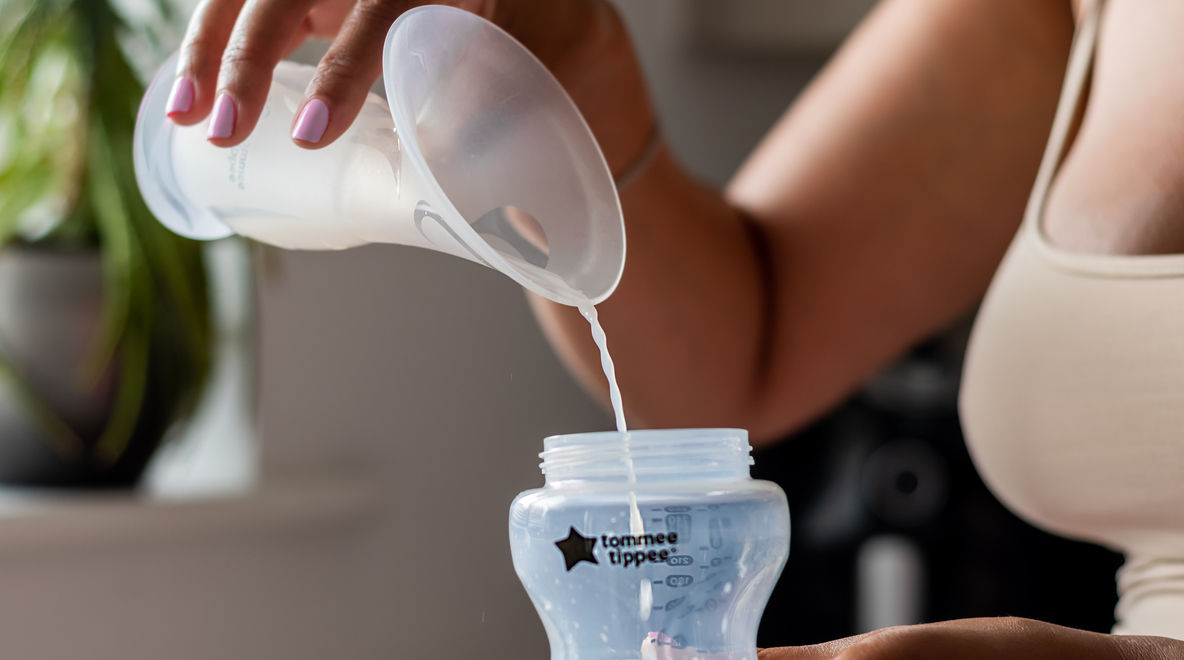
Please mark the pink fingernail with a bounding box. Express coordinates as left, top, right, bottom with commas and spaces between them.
166, 76, 194, 117
291, 98, 329, 143
207, 94, 236, 140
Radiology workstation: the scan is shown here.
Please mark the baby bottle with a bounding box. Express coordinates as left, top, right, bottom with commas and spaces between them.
509, 429, 790, 660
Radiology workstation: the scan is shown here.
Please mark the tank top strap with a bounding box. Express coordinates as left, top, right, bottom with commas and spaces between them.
1021, 0, 1104, 231
1021, 0, 1184, 277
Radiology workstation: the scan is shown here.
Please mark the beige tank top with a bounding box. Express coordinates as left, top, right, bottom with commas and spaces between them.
959, 0, 1184, 640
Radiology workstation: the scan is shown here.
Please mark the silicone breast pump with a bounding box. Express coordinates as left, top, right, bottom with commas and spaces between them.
133, 6, 625, 305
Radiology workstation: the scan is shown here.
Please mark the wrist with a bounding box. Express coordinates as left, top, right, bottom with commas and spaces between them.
544, 2, 658, 180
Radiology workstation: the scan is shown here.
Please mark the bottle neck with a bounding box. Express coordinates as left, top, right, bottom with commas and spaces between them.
539, 428, 753, 485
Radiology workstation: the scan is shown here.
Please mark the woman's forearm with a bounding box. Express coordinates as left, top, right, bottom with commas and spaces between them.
529, 147, 770, 434
756, 617, 1184, 659
526, 3, 772, 434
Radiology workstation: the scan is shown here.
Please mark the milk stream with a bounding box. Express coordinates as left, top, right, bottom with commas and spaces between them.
577, 301, 627, 435
577, 300, 654, 620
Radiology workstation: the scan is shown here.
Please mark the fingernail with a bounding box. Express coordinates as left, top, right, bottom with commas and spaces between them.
291, 98, 329, 144
165, 76, 194, 117
207, 94, 236, 140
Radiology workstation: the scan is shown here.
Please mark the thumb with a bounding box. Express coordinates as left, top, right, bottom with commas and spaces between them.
759, 646, 836, 659
759, 632, 885, 660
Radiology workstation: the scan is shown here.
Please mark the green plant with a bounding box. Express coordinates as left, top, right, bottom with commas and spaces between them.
0, 0, 212, 468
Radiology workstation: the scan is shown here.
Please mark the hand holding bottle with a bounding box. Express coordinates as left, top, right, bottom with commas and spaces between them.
164, 0, 627, 152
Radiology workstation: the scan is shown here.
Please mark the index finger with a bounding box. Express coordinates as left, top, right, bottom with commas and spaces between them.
167, 0, 246, 126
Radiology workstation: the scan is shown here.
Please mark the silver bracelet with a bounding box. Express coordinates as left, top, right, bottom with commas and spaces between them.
613, 126, 661, 191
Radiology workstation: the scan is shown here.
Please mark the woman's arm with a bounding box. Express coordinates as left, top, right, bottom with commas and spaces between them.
532, 0, 1075, 444
167, 0, 1075, 443
756, 617, 1184, 659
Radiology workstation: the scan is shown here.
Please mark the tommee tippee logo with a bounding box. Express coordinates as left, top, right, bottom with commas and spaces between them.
553, 526, 680, 571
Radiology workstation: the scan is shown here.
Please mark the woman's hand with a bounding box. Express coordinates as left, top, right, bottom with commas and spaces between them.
758, 617, 1182, 659
164, 0, 612, 150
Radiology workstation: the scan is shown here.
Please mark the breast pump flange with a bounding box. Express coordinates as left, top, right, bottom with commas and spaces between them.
133, 5, 625, 306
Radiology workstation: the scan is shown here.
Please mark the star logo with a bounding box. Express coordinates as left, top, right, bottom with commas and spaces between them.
554, 527, 598, 571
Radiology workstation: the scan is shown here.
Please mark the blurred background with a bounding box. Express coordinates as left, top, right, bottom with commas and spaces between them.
0, 0, 1120, 658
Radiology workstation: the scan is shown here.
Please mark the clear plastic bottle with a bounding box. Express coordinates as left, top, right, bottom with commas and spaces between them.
509, 429, 790, 660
